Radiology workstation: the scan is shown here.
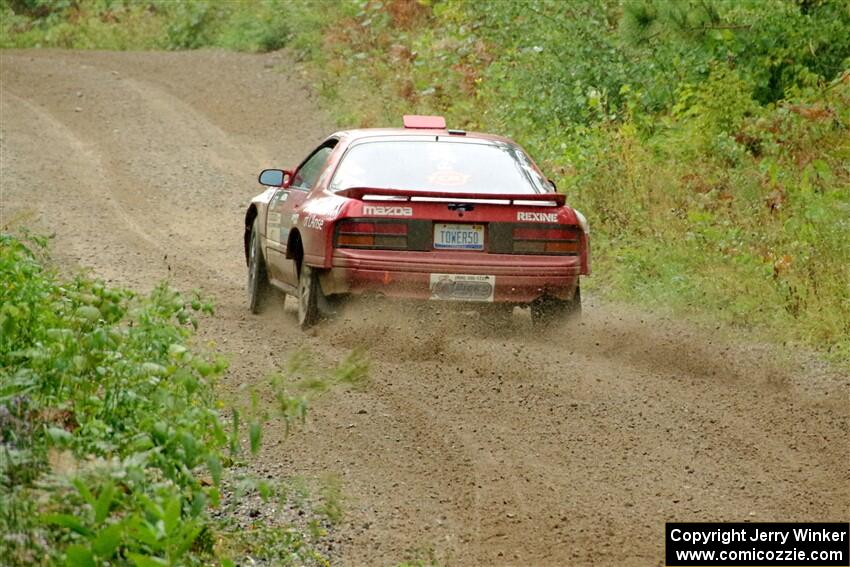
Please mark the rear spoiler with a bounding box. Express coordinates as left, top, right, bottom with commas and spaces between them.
337, 187, 566, 206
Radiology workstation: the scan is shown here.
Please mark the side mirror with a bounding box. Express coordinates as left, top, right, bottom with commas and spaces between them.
258, 169, 291, 187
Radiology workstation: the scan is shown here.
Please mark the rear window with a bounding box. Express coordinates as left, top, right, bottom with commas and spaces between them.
329, 139, 550, 194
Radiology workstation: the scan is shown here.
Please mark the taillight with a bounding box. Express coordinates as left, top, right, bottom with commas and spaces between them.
336, 220, 409, 249
512, 225, 581, 255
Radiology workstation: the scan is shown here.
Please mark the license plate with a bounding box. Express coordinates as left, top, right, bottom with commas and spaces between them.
430, 273, 495, 302
433, 223, 484, 250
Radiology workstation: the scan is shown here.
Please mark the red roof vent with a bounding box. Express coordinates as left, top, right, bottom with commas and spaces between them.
402, 115, 446, 129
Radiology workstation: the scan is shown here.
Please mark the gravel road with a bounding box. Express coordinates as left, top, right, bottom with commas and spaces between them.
2, 49, 847, 567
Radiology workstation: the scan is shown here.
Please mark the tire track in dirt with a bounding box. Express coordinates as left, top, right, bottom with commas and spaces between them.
2, 50, 847, 567
0, 88, 171, 285
5, 57, 287, 295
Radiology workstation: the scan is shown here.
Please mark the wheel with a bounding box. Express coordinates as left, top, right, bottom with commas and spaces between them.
247, 219, 270, 314
297, 264, 322, 329
531, 287, 582, 327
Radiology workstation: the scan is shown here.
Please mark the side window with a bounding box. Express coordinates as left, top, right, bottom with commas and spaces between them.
291, 143, 335, 191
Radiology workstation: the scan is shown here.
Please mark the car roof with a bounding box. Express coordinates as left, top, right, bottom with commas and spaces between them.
330, 128, 517, 146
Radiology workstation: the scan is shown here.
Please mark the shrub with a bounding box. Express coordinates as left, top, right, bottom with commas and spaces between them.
0, 234, 325, 565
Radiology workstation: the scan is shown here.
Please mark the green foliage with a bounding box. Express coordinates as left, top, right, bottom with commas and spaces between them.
0, 0, 298, 52
316, 474, 344, 525
332, 348, 370, 390
266, 347, 372, 399
213, 0, 292, 53
212, 471, 330, 566
0, 234, 326, 565
1, 0, 164, 50
162, 0, 217, 50
217, 522, 328, 566
396, 545, 440, 567
234, 347, 370, 443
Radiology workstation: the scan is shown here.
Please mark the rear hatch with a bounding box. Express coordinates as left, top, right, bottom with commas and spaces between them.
334, 188, 583, 257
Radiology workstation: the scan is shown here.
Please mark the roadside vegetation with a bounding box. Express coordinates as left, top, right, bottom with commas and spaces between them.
5, 0, 845, 359
0, 234, 332, 565
0, 0, 296, 51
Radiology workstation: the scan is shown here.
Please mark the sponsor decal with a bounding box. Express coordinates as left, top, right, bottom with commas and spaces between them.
429, 273, 495, 302
267, 212, 282, 226
303, 214, 325, 230
517, 211, 558, 223
427, 170, 471, 186
363, 205, 413, 217
304, 198, 345, 217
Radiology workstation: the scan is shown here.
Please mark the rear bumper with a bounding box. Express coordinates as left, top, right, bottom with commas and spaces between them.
322, 249, 580, 303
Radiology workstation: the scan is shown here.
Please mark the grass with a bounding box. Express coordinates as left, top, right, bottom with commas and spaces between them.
316, 473, 345, 525
270, 347, 371, 399
0, 0, 304, 52
397, 545, 441, 567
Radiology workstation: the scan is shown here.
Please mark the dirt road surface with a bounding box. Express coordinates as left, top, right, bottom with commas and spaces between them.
2, 50, 847, 566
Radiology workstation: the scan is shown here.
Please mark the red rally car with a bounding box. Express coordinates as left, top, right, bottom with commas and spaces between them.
244, 115, 590, 328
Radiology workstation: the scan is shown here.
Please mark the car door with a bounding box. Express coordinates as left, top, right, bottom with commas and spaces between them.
266, 141, 337, 288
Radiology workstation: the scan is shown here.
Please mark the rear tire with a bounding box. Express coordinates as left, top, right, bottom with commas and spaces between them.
297, 264, 321, 329
247, 219, 270, 314
531, 286, 582, 327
